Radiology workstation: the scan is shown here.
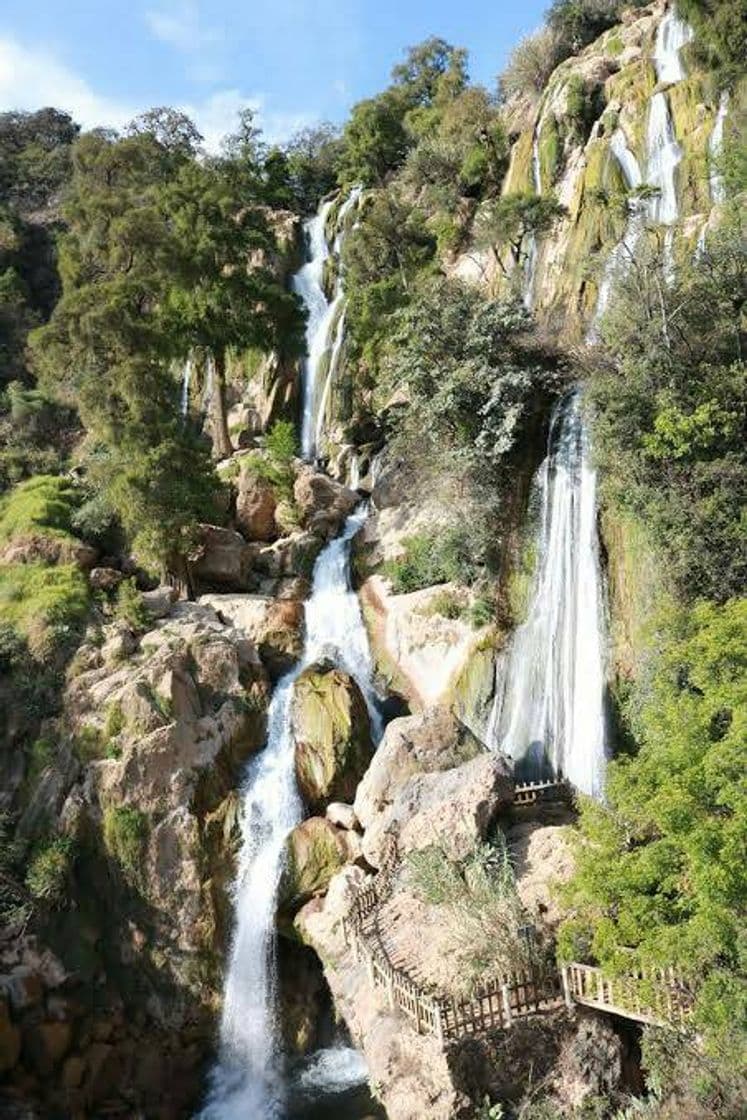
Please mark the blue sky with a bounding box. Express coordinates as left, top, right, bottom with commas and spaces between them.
0, 0, 548, 149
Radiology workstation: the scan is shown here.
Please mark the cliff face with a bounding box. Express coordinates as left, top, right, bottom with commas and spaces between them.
452, 0, 740, 339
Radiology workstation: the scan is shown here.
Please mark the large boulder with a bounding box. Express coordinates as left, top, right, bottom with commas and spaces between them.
188, 525, 256, 590
235, 462, 278, 542
279, 817, 347, 913
292, 663, 374, 812
354, 708, 513, 866
199, 593, 304, 679
293, 467, 357, 538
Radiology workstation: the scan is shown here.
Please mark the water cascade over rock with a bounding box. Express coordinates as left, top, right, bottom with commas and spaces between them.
708, 91, 730, 204
489, 390, 607, 798
292, 189, 361, 462
653, 6, 693, 84
591, 130, 644, 329
201, 508, 380, 1118
180, 355, 193, 418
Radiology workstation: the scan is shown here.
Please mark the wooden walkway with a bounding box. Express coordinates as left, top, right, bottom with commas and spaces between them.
344, 819, 693, 1044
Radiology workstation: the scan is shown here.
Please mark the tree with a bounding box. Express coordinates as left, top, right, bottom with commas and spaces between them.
126, 107, 204, 158
162, 159, 304, 458
338, 90, 411, 186
281, 123, 344, 213
474, 192, 567, 276
560, 598, 747, 1069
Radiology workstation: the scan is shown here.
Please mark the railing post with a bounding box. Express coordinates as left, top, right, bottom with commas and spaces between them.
434, 1000, 444, 1046
596, 971, 605, 1004
385, 971, 395, 1011
501, 983, 513, 1028
561, 965, 573, 1010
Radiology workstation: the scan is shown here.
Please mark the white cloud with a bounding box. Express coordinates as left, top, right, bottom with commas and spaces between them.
0, 35, 316, 151
145, 1, 222, 53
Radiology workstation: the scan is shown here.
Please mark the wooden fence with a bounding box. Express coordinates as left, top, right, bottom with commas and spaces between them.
512, 779, 573, 806
561, 962, 693, 1026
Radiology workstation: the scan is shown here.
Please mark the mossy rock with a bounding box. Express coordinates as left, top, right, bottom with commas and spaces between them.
447, 637, 499, 742
503, 129, 535, 196
292, 663, 373, 812
668, 73, 716, 216
279, 817, 347, 913
537, 113, 561, 189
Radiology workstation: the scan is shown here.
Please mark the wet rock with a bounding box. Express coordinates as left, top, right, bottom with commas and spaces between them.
292, 664, 374, 813
293, 467, 357, 537
22, 1020, 73, 1076
280, 817, 348, 912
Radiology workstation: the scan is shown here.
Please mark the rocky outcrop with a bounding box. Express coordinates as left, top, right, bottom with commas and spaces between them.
188, 524, 256, 590
291, 663, 374, 812
198, 592, 304, 679
280, 817, 348, 914
234, 461, 278, 542
293, 467, 358, 538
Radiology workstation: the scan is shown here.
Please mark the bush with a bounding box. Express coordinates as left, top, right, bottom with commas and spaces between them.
0, 474, 79, 544
103, 806, 148, 881
0, 562, 89, 656
384, 528, 479, 594
546, 0, 621, 55
264, 419, 297, 465
26, 837, 75, 906
499, 28, 562, 100
114, 578, 151, 632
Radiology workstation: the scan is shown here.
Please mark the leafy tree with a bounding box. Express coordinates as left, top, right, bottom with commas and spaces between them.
560, 599, 747, 1069
281, 124, 344, 213
474, 192, 567, 277
546, 0, 621, 54
338, 90, 411, 186
678, 0, 747, 81
126, 107, 204, 158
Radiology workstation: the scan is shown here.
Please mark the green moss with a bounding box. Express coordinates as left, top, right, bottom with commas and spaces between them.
504, 129, 535, 195
0, 562, 89, 650
103, 806, 148, 881
669, 74, 716, 215
605, 31, 624, 57
605, 60, 657, 162
293, 666, 372, 809
447, 638, 498, 735
0, 474, 80, 545
25, 836, 75, 905
281, 818, 346, 912
537, 113, 561, 188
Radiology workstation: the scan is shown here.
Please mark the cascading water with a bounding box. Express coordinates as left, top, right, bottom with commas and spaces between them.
646, 92, 682, 227
591, 130, 644, 329
314, 307, 347, 458
489, 391, 607, 799
292, 188, 361, 462
201, 508, 380, 1119
654, 6, 693, 85
180, 356, 194, 418
708, 91, 730, 204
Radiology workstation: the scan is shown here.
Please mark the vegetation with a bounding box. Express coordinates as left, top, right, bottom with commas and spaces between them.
103, 806, 149, 882
25, 836, 76, 906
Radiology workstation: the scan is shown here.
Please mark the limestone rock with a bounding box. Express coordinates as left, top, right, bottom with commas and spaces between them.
189, 524, 256, 589
280, 817, 347, 913
292, 664, 374, 812
141, 584, 177, 619
235, 462, 278, 542
89, 567, 124, 592
199, 593, 304, 679
293, 466, 357, 537
325, 802, 359, 831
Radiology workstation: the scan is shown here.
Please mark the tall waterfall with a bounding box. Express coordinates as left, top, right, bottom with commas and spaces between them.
490, 391, 607, 799
591, 131, 644, 328
654, 6, 693, 85
180, 356, 193, 418
646, 92, 682, 227
292, 188, 361, 462
709, 91, 730, 204
201, 508, 380, 1119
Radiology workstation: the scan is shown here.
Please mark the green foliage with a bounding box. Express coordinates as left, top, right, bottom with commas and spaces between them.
25, 836, 75, 906
546, 0, 622, 55
103, 806, 148, 881
0, 384, 77, 491
407, 839, 532, 994
0, 474, 79, 544
639, 1026, 747, 1119
678, 0, 747, 81
560, 599, 747, 1065
591, 210, 746, 601
384, 528, 480, 593
280, 124, 344, 213
475, 192, 567, 274
264, 419, 297, 465
0, 562, 89, 657
114, 578, 151, 632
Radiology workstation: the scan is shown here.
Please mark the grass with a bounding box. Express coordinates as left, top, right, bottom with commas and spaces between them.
406, 839, 534, 996
0, 562, 89, 655
103, 806, 148, 881
383, 529, 478, 594
0, 474, 79, 545
114, 578, 151, 632
26, 836, 76, 906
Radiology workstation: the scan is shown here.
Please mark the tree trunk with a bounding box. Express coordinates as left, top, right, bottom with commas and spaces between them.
210, 349, 233, 460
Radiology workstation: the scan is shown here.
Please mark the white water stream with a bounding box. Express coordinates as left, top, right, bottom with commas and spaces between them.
201, 507, 379, 1118
489, 391, 607, 799
292, 188, 361, 461
180, 357, 194, 418
654, 7, 693, 85
709, 91, 730, 204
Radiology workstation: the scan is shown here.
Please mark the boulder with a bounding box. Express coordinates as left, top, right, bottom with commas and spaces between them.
293, 467, 357, 537
235, 463, 278, 542
325, 802, 359, 831
89, 567, 124, 592
292, 664, 374, 812
0, 533, 97, 570
353, 708, 483, 831
280, 817, 347, 913
189, 525, 256, 589
141, 584, 178, 619
198, 593, 304, 679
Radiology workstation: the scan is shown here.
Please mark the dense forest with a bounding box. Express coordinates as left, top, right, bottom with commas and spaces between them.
0, 0, 745, 1118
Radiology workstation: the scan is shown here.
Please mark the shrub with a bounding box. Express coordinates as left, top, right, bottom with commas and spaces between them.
384, 528, 478, 594
114, 578, 151, 632
103, 806, 148, 881
0, 474, 79, 544
499, 28, 562, 100
546, 0, 621, 55
0, 562, 89, 656
264, 419, 298, 465
26, 837, 75, 906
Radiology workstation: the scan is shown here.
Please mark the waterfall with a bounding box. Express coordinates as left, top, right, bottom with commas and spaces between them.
314, 307, 347, 459
490, 391, 607, 799
523, 124, 543, 309
654, 6, 693, 85
646, 92, 682, 227
589, 131, 644, 332
203, 353, 215, 410
180, 356, 193, 418
201, 506, 380, 1118
292, 188, 361, 462
708, 91, 730, 204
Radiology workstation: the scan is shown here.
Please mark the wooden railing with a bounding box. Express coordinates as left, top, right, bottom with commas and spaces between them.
561, 962, 693, 1026
512, 779, 572, 806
